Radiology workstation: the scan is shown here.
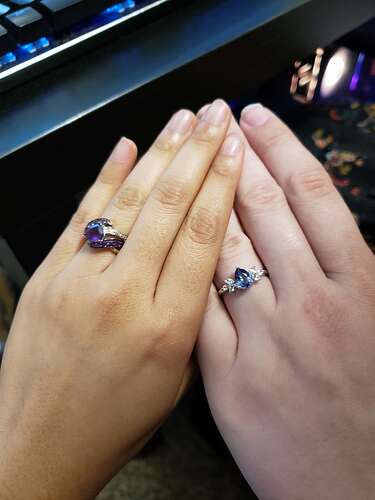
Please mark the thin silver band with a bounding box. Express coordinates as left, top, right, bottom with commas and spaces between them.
218, 267, 268, 296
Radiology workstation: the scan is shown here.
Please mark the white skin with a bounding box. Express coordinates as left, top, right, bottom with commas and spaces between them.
0, 100, 374, 500
198, 104, 375, 500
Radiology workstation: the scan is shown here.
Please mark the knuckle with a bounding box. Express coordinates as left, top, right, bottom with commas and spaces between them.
301, 284, 341, 336
112, 184, 146, 211
191, 121, 221, 147
221, 231, 249, 261
153, 130, 180, 153
186, 206, 219, 245
240, 180, 285, 213
288, 168, 333, 200
257, 128, 289, 155
92, 289, 128, 329
145, 320, 191, 363
152, 178, 188, 208
212, 156, 237, 177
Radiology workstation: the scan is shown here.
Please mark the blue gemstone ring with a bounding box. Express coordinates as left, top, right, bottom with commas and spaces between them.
218, 267, 268, 296
84, 218, 127, 253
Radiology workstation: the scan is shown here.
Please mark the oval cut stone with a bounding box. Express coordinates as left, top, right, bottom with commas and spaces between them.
234, 268, 254, 289
85, 221, 104, 243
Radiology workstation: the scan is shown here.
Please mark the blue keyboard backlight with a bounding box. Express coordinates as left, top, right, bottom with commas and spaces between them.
102, 1, 136, 17
0, 52, 16, 65
0, 0, 145, 75
19, 42, 37, 55
35, 37, 51, 50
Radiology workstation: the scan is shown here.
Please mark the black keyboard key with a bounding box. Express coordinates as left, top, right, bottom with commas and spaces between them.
38, 0, 119, 31
0, 24, 14, 54
4, 6, 50, 44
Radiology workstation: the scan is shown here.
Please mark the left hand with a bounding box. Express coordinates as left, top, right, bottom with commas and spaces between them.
198, 104, 375, 500
0, 100, 244, 500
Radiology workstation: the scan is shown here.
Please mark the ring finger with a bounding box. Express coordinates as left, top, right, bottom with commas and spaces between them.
215, 212, 275, 329
71, 109, 196, 274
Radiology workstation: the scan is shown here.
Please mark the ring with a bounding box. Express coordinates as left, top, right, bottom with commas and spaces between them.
84, 218, 127, 253
218, 267, 268, 296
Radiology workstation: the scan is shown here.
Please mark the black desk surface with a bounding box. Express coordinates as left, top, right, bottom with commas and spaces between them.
1, 0, 374, 160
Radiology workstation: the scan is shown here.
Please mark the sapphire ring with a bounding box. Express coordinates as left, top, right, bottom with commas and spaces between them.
84, 218, 127, 253
218, 267, 268, 296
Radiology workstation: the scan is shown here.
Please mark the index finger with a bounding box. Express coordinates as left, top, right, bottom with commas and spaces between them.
240, 104, 373, 276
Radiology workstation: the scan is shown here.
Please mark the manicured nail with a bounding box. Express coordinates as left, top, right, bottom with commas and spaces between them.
197, 103, 210, 119
221, 134, 243, 156
168, 109, 194, 134
203, 99, 228, 126
241, 103, 269, 127
109, 137, 133, 163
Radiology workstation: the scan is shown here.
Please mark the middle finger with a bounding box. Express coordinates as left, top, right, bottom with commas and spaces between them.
109, 99, 231, 290
71, 109, 196, 274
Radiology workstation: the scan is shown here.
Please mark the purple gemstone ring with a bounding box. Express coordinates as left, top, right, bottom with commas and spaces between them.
218, 267, 268, 296
84, 218, 127, 253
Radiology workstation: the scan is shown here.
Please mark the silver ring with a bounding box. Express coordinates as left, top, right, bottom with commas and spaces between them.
218, 267, 268, 296
84, 218, 127, 254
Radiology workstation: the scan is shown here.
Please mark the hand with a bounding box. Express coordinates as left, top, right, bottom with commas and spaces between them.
198, 104, 375, 500
0, 100, 244, 500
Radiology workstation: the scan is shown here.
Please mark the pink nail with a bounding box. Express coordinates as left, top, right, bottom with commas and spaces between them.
203, 99, 229, 126
241, 103, 269, 127
221, 134, 242, 156
109, 137, 133, 163
197, 103, 210, 119
168, 109, 194, 134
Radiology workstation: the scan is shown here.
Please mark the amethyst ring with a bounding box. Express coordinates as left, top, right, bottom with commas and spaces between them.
84, 218, 127, 253
218, 267, 268, 296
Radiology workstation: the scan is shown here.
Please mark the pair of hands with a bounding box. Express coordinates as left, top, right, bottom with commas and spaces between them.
0, 100, 374, 500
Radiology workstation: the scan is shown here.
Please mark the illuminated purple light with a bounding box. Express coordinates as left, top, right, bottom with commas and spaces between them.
349, 53, 365, 92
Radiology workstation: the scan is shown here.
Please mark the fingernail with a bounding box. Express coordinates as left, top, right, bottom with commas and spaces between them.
168, 109, 194, 134
241, 103, 269, 127
203, 99, 229, 126
221, 134, 243, 156
197, 103, 210, 119
109, 137, 133, 163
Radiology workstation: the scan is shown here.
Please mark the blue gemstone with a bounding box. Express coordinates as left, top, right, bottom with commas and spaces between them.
234, 268, 254, 289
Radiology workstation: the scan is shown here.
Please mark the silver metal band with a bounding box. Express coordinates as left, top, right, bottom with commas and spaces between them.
218, 266, 268, 296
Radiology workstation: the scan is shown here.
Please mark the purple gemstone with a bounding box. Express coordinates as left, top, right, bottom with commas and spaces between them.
85, 221, 104, 243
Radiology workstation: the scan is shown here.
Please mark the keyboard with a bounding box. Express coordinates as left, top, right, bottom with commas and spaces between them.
0, 0, 181, 92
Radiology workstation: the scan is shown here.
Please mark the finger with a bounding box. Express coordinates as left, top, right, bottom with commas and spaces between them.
215, 212, 275, 329
229, 107, 323, 294
71, 110, 196, 275
198, 285, 237, 379
108, 99, 231, 289
156, 131, 243, 346
197, 104, 210, 118
213, 116, 276, 323
240, 104, 373, 276
37, 138, 137, 279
